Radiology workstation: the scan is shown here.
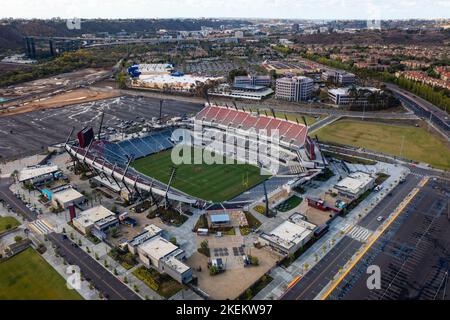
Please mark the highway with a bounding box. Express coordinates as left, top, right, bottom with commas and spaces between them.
386, 84, 450, 140
321, 143, 450, 180
0, 177, 141, 300
280, 174, 422, 300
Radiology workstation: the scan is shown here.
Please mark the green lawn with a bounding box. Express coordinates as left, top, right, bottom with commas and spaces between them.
276, 195, 303, 212
0, 216, 20, 234
132, 147, 270, 202
274, 112, 321, 126
132, 266, 183, 299
0, 248, 83, 300
315, 120, 450, 170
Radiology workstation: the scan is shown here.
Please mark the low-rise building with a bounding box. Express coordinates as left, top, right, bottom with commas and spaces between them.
259, 220, 316, 256
210, 83, 274, 100
328, 87, 381, 107
234, 75, 271, 87
72, 205, 118, 237
125, 224, 163, 254
321, 70, 355, 86
18, 165, 60, 185
137, 236, 192, 284
208, 213, 231, 229
334, 171, 376, 199
51, 188, 84, 209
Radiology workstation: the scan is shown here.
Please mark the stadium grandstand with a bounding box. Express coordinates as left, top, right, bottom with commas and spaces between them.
64, 103, 326, 207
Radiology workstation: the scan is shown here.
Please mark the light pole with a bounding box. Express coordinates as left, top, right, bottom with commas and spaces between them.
399, 135, 405, 159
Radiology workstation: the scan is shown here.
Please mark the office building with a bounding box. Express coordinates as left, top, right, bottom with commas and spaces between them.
276, 76, 314, 102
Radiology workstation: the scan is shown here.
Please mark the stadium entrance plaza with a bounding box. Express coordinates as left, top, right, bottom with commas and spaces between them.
187, 234, 279, 300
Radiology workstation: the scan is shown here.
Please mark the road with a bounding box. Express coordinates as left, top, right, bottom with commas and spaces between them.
280, 174, 422, 300
48, 232, 140, 300
0, 177, 141, 300
386, 84, 450, 140
321, 143, 450, 180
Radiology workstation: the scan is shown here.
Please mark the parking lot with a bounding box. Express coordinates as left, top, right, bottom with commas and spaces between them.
185, 59, 244, 77
0, 95, 202, 160
330, 178, 450, 300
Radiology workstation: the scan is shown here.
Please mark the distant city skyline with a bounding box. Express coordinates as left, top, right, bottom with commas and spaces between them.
2, 0, 450, 20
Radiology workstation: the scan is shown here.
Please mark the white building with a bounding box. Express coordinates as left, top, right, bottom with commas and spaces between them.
18, 165, 59, 185
334, 171, 376, 199
234, 75, 272, 87
51, 188, 84, 209
210, 83, 274, 100
136, 63, 174, 75
131, 73, 222, 92
339, 72, 356, 86
276, 76, 314, 102
259, 220, 316, 256
126, 224, 162, 254
137, 236, 192, 283
72, 205, 118, 235
328, 87, 380, 107
321, 70, 355, 86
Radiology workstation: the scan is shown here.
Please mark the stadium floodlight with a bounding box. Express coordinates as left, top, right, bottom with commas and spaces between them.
262, 180, 269, 217
270, 108, 276, 118
302, 116, 308, 127
65, 127, 75, 146
159, 100, 164, 123
98, 111, 105, 140
133, 176, 145, 201
315, 135, 327, 168
164, 166, 178, 209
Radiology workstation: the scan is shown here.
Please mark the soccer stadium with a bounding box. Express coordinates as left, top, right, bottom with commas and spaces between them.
64, 104, 326, 206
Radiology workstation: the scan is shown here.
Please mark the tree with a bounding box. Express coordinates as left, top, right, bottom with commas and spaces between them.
14, 235, 23, 242
249, 255, 259, 266
228, 68, 248, 83
200, 240, 209, 250
169, 237, 177, 245
209, 265, 219, 276
117, 71, 127, 89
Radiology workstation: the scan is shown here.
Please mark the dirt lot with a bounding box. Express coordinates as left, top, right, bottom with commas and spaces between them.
297, 198, 335, 226
187, 247, 278, 300
0, 68, 110, 99
0, 88, 120, 117
188, 235, 279, 299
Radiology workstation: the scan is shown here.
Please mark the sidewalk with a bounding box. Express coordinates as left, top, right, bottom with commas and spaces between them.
66, 224, 163, 300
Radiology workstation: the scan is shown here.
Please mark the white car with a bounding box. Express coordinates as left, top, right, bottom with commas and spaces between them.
376, 216, 384, 222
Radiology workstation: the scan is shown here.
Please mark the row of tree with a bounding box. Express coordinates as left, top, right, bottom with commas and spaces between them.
303, 53, 449, 113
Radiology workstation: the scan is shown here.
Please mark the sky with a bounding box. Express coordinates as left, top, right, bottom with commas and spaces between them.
1, 0, 450, 20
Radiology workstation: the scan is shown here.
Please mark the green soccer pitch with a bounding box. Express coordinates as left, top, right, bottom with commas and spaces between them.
131, 147, 271, 202
0, 248, 83, 300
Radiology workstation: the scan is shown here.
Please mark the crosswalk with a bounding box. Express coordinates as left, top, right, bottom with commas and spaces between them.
347, 225, 373, 242
28, 219, 53, 235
